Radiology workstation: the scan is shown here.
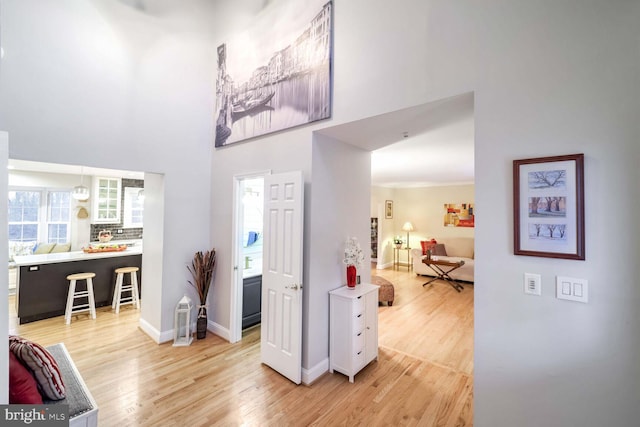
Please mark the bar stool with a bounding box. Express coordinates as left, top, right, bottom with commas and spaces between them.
65, 272, 97, 325
112, 266, 140, 314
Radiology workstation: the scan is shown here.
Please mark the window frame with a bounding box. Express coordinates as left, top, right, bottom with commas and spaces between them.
92, 177, 122, 223
8, 186, 72, 244
122, 187, 144, 229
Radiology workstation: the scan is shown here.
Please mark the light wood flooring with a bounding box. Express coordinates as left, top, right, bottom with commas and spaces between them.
8, 266, 473, 426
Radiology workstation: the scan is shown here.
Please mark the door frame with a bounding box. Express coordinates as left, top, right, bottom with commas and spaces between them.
229, 170, 271, 344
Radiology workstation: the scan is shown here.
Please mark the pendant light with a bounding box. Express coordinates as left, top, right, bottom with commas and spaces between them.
72, 167, 90, 201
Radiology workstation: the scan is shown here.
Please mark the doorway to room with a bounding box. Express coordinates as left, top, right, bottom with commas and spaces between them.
6, 159, 153, 332
230, 172, 267, 343
315, 91, 475, 382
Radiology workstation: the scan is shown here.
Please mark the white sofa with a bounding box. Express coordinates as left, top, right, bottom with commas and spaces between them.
411, 237, 474, 283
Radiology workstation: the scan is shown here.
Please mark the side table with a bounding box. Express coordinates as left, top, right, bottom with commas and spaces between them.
393, 247, 412, 270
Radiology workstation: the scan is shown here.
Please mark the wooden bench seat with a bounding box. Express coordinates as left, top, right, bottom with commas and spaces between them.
44, 343, 98, 427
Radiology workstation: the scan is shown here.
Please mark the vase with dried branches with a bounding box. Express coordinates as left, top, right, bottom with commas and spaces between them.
187, 248, 217, 339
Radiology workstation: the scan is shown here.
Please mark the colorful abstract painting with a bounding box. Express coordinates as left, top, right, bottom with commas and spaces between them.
444, 203, 474, 227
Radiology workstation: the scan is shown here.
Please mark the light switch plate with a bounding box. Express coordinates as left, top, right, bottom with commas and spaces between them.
524, 273, 542, 296
556, 276, 588, 303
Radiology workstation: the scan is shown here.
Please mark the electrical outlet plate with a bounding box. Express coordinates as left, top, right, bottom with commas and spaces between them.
524, 273, 542, 296
556, 276, 588, 303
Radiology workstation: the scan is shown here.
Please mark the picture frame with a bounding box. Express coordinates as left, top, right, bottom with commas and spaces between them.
385, 200, 393, 219
513, 153, 585, 260
214, 0, 333, 147
444, 203, 474, 228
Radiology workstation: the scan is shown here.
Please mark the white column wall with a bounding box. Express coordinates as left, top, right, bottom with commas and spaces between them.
0, 132, 9, 403
0, 1, 213, 338
304, 133, 371, 379
472, 2, 640, 425
208, 127, 313, 339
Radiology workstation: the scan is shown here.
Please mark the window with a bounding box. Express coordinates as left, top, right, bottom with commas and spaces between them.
47, 191, 71, 243
8, 190, 40, 243
8, 188, 71, 244
123, 187, 144, 228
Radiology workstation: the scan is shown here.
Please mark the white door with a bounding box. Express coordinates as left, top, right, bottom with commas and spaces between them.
260, 171, 304, 384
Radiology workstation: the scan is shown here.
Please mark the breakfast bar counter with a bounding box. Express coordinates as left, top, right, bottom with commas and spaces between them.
14, 246, 143, 324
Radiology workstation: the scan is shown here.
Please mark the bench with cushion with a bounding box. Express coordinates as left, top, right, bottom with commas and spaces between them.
9, 336, 98, 427
45, 343, 98, 427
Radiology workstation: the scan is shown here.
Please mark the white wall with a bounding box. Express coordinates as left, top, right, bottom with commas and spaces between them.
1, 132, 9, 403
394, 185, 475, 246
209, 126, 313, 340
371, 184, 474, 266
0, 1, 213, 339
304, 133, 371, 378
210, 0, 640, 424
2, 0, 639, 424
472, 2, 640, 425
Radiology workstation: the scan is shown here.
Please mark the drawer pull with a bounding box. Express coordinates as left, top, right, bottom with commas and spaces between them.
357, 351, 362, 355
357, 332, 362, 337
357, 314, 362, 318
357, 296, 362, 299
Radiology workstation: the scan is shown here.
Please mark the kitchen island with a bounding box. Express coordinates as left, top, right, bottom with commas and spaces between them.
13, 245, 142, 324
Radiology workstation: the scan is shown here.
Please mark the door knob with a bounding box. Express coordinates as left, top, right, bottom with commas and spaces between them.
286, 284, 301, 290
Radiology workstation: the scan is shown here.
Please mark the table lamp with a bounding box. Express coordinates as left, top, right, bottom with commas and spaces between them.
402, 222, 414, 248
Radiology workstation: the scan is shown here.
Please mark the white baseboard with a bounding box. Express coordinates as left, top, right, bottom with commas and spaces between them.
139, 318, 230, 345
302, 357, 329, 385
138, 317, 173, 344
377, 261, 393, 269
208, 320, 231, 342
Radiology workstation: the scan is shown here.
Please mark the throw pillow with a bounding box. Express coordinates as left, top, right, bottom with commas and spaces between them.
33, 243, 56, 254
432, 243, 448, 256
420, 239, 438, 255
50, 243, 71, 253
9, 351, 43, 404
9, 336, 66, 400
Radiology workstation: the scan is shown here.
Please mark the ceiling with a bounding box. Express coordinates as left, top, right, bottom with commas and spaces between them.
318, 92, 475, 188
8, 93, 474, 187
8, 159, 144, 180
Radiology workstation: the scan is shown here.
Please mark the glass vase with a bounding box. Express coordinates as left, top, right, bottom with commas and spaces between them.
346, 265, 357, 288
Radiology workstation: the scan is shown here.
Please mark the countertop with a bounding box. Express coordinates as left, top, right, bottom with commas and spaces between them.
13, 245, 143, 266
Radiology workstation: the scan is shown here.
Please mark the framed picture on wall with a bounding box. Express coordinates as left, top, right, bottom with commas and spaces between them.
513, 153, 585, 260
214, 0, 333, 147
385, 200, 393, 219
444, 203, 474, 227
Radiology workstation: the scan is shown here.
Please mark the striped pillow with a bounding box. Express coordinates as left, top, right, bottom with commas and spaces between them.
9, 336, 66, 400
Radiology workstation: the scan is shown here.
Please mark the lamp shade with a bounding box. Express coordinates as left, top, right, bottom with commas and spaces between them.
72, 167, 90, 200
402, 221, 414, 249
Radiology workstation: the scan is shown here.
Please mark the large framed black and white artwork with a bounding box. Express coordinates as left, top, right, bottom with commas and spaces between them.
214, 0, 333, 147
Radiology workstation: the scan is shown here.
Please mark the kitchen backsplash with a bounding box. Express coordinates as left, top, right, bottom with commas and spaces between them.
90, 226, 143, 242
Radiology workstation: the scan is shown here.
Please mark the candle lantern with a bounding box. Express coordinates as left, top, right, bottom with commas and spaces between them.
173, 295, 193, 347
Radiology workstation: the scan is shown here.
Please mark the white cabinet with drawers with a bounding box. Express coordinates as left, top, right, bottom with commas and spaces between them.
329, 283, 379, 383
